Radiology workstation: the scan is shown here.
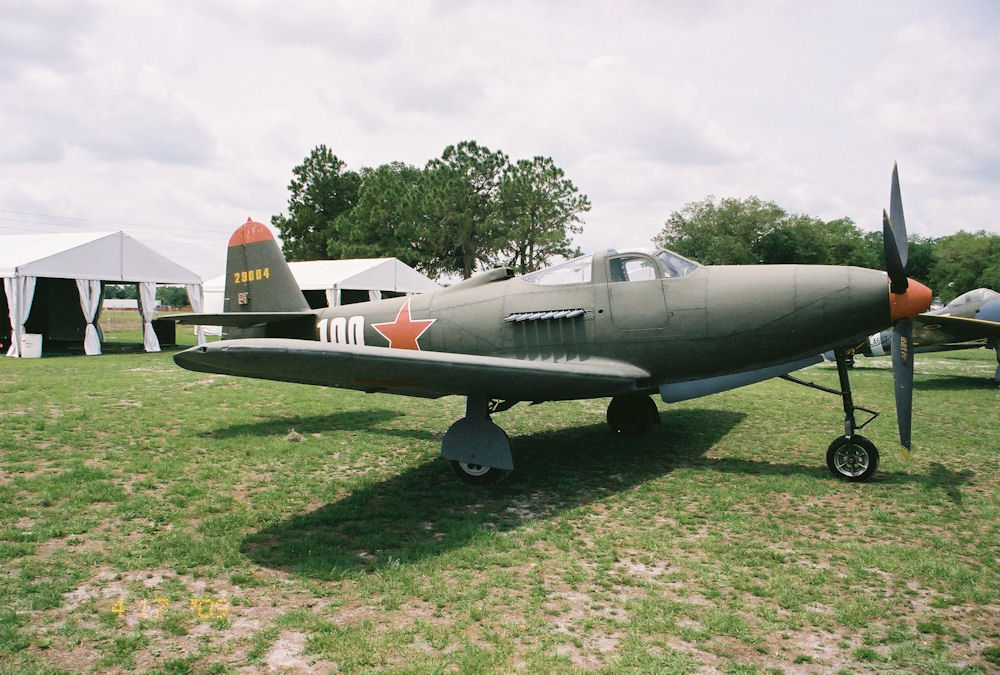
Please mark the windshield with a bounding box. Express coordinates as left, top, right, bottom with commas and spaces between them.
656, 249, 700, 278
521, 248, 700, 285
521, 254, 593, 285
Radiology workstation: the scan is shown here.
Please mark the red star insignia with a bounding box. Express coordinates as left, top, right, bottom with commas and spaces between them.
372, 299, 436, 350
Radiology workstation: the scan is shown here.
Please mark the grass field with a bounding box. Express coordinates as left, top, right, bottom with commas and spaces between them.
2, 320, 999, 673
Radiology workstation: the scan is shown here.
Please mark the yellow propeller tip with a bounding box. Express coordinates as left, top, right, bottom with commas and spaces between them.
900, 446, 911, 460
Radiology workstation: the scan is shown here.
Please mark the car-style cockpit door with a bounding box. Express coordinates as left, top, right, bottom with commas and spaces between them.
606, 254, 669, 331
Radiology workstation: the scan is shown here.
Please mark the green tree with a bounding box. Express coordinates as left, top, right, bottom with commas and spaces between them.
928, 230, 1000, 302
759, 216, 876, 267
338, 161, 429, 270
421, 141, 510, 279
156, 286, 190, 308
654, 196, 787, 264
980, 259, 1000, 293
903, 235, 935, 286
497, 156, 589, 274
654, 195, 942, 274
270, 141, 590, 279
271, 145, 361, 260
103, 284, 137, 300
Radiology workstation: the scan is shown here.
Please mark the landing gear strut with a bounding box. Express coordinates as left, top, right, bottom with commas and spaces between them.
782, 349, 880, 481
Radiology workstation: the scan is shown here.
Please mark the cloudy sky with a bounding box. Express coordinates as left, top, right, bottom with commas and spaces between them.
2, 0, 998, 281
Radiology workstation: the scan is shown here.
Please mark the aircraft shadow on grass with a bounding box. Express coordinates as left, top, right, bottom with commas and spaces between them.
923, 462, 976, 505
847, 362, 999, 389
202, 408, 431, 442
240, 406, 976, 578
241, 408, 743, 578
911, 376, 999, 392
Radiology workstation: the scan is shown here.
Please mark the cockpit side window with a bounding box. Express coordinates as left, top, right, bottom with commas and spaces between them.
521, 254, 593, 285
656, 250, 700, 278
608, 255, 659, 283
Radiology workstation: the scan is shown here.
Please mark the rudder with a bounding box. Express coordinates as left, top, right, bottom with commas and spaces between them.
224, 219, 312, 338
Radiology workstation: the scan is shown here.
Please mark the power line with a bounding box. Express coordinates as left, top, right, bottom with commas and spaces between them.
0, 209, 143, 230
0, 209, 272, 241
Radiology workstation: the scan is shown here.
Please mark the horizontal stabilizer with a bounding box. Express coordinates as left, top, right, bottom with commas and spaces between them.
175, 339, 650, 401
167, 311, 316, 328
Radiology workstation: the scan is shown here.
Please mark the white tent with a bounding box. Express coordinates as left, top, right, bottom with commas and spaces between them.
203, 258, 439, 332
284, 258, 440, 306
1, 231, 203, 357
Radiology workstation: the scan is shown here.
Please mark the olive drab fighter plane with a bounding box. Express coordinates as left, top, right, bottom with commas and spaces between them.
856, 288, 1000, 381
174, 165, 932, 484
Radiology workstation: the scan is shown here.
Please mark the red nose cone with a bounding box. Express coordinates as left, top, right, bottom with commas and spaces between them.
889, 279, 932, 321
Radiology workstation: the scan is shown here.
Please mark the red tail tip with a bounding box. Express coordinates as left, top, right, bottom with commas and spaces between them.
228, 219, 274, 247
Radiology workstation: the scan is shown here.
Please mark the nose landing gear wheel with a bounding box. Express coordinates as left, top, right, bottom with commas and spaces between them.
826, 435, 879, 482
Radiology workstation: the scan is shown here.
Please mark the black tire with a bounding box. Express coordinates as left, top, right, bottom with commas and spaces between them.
607, 395, 658, 436
826, 435, 880, 482
450, 460, 508, 485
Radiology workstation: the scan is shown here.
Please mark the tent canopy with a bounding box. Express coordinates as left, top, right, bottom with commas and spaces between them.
284, 258, 439, 293
0, 231, 201, 284
205, 257, 439, 296
203, 257, 439, 316
2, 231, 203, 356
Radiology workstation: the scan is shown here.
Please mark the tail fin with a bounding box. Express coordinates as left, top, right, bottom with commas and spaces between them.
221, 219, 314, 339
169, 219, 317, 339
226, 219, 309, 314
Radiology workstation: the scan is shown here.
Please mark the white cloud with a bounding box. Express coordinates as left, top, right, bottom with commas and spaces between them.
1, 0, 998, 280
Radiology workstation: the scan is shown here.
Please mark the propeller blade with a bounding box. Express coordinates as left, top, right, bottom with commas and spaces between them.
891, 317, 914, 457
883, 210, 908, 294
890, 162, 909, 269
883, 163, 910, 294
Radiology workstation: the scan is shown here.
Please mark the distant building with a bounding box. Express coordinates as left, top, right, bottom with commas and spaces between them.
102, 299, 142, 311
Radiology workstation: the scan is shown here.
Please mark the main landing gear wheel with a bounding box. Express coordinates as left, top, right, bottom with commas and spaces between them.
450, 460, 509, 485
441, 397, 514, 485
826, 435, 880, 482
607, 394, 659, 436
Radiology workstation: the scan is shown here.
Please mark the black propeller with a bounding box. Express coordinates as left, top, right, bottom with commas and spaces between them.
884, 164, 909, 295
884, 163, 915, 456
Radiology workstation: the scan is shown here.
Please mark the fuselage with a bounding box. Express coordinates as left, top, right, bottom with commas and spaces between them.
315, 249, 891, 389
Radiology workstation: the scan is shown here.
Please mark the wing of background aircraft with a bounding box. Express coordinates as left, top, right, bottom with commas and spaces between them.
914, 313, 1000, 345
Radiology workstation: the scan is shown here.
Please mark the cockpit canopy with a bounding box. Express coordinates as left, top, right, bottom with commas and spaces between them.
522, 249, 701, 286
945, 288, 1000, 308
521, 253, 595, 285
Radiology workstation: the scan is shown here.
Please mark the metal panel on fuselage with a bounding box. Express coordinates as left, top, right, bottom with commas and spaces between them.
498, 282, 597, 360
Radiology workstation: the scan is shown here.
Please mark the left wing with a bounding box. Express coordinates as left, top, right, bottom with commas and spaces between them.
174, 339, 650, 401
915, 314, 1000, 345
